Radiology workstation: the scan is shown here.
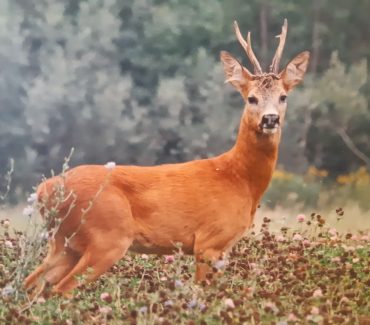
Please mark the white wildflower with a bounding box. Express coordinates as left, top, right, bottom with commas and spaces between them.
1, 285, 14, 298
36, 297, 46, 304
311, 306, 320, 315
174, 279, 183, 288
340, 296, 350, 304
265, 301, 279, 314
277, 321, 288, 325
224, 298, 235, 309
99, 306, 112, 315
198, 303, 207, 311
39, 231, 49, 241
23, 205, 34, 217
249, 262, 257, 269
287, 313, 298, 321
27, 192, 38, 203
164, 300, 174, 307
214, 259, 227, 270
276, 235, 285, 242
312, 289, 323, 297
342, 245, 355, 252
104, 161, 116, 169
4, 241, 13, 248
187, 300, 197, 308
331, 256, 341, 263
345, 262, 352, 270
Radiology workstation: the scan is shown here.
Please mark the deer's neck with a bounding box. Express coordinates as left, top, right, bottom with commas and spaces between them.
226, 112, 280, 202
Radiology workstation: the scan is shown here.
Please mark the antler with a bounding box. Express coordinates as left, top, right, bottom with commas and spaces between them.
233, 21, 263, 75
270, 19, 288, 74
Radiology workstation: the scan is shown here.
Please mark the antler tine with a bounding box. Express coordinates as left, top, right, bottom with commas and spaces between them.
270, 18, 288, 74
233, 21, 263, 75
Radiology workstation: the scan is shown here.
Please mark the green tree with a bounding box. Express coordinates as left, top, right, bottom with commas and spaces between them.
22, 0, 136, 176
305, 53, 368, 175
0, 1, 32, 192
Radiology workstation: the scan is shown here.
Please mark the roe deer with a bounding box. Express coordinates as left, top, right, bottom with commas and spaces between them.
24, 19, 309, 296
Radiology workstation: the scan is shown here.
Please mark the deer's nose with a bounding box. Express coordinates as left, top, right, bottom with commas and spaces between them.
261, 114, 280, 129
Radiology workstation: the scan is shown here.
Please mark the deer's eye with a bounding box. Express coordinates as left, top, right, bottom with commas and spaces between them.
280, 95, 287, 103
248, 96, 258, 105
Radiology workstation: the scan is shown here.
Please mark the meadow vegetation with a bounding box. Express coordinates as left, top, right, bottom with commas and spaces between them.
1, 208, 369, 324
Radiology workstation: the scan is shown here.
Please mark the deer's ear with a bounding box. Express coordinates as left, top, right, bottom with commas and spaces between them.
220, 51, 253, 96
280, 51, 310, 92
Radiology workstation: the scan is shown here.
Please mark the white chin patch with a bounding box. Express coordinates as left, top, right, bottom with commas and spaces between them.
262, 127, 278, 135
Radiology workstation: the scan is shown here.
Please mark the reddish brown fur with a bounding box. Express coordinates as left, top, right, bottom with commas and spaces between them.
24, 22, 310, 296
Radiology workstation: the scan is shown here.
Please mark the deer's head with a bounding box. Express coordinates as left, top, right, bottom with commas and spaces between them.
221, 20, 309, 137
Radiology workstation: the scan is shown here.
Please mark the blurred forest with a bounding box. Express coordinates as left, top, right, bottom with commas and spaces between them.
0, 0, 369, 202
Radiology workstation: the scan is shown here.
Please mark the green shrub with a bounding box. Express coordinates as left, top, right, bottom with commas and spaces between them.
264, 167, 370, 211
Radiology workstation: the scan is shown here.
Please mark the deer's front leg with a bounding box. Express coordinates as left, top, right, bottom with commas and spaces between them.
194, 222, 247, 283
194, 233, 236, 283
194, 248, 223, 283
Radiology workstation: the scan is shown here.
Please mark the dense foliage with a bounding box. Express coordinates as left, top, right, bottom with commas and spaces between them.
0, 0, 369, 197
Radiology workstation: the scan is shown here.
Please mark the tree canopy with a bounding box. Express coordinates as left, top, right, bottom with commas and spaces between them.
0, 0, 369, 195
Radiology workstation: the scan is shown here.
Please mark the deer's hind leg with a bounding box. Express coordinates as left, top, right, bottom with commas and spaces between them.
51, 191, 135, 295
52, 235, 132, 294
24, 238, 80, 297
24, 237, 61, 290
